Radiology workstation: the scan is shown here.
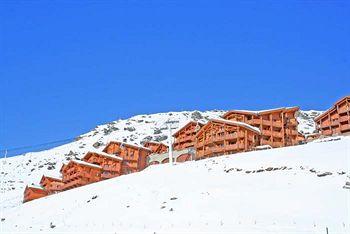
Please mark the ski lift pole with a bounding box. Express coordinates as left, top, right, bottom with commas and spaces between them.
168, 123, 173, 165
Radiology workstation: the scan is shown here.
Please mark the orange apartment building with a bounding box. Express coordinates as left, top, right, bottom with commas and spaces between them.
23, 185, 48, 203
195, 119, 260, 160
143, 141, 168, 154
61, 160, 103, 191
82, 151, 123, 179
173, 121, 204, 150
222, 107, 300, 148
39, 175, 64, 194
103, 141, 152, 174
315, 96, 350, 136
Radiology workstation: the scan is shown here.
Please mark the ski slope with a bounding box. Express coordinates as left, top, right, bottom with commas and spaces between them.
1, 135, 349, 234
0, 110, 321, 213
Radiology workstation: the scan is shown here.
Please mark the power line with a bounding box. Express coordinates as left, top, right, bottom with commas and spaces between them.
0, 137, 76, 154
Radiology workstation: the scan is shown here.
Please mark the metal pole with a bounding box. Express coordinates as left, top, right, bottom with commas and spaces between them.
168, 124, 173, 165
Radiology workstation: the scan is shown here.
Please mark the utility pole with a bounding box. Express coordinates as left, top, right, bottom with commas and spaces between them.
168, 123, 173, 165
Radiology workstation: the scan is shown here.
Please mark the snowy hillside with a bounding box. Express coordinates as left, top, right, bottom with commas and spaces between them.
1, 136, 349, 233
296, 110, 323, 135
0, 110, 321, 213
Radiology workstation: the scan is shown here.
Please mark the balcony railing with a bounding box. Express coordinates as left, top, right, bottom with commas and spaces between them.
262, 130, 271, 136
272, 131, 283, 138
340, 124, 350, 131
338, 106, 349, 114
272, 121, 283, 127
322, 129, 332, 135
339, 115, 349, 123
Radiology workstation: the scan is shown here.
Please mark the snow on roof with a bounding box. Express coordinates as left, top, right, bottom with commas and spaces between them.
173, 120, 205, 136
86, 151, 123, 161
42, 175, 62, 181
27, 184, 45, 190
108, 141, 152, 152
254, 145, 273, 150
212, 118, 261, 134
225, 106, 299, 116
143, 141, 167, 146
70, 160, 102, 169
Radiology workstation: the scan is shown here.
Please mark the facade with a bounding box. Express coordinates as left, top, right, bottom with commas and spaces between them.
222, 107, 300, 148
82, 151, 123, 179
143, 141, 168, 154
39, 176, 64, 194
173, 121, 204, 150
23, 185, 48, 203
147, 148, 195, 165
103, 141, 152, 174
315, 96, 350, 136
195, 119, 260, 160
61, 160, 103, 191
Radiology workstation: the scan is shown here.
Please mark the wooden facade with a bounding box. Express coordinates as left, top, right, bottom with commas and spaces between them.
103, 141, 152, 174
61, 160, 102, 191
82, 151, 123, 180
195, 119, 260, 160
315, 96, 350, 136
143, 141, 168, 154
23, 185, 48, 203
173, 121, 204, 150
39, 176, 64, 194
222, 107, 300, 148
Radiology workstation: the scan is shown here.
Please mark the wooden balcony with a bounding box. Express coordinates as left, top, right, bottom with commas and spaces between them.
285, 129, 298, 135
262, 120, 271, 126
272, 131, 283, 138
261, 130, 271, 136
338, 106, 349, 114
260, 139, 271, 146
331, 120, 339, 126
339, 115, 349, 123
322, 129, 332, 135
321, 121, 331, 129
340, 124, 350, 132
272, 121, 283, 128
176, 135, 193, 143
288, 119, 298, 126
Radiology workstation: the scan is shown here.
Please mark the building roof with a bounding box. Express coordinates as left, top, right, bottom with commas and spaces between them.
103, 141, 152, 152
315, 95, 350, 121
223, 106, 299, 118
83, 151, 123, 161
143, 141, 168, 147
172, 121, 205, 137
197, 118, 261, 136
69, 160, 103, 169
26, 184, 45, 190
40, 175, 63, 184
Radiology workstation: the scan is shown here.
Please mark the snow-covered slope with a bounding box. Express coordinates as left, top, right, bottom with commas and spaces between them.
1, 136, 349, 233
0, 110, 321, 213
297, 110, 323, 135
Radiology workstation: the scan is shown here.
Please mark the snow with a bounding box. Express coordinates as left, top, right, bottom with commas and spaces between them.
0, 109, 323, 226
87, 151, 123, 161
214, 118, 261, 133
227, 106, 299, 115
70, 160, 103, 169
1, 136, 349, 233
26, 184, 44, 190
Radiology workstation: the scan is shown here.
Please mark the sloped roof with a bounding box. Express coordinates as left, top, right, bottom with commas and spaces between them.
103, 141, 152, 152
83, 151, 123, 161
315, 95, 350, 121
223, 106, 299, 118
197, 118, 261, 136
172, 121, 205, 137
69, 160, 102, 169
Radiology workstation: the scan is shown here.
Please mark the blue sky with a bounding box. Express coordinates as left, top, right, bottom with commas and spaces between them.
1, 1, 349, 156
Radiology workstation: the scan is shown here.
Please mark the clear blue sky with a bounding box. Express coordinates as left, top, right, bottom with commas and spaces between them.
1, 1, 349, 156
